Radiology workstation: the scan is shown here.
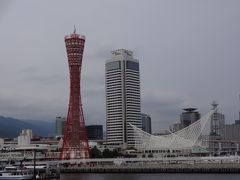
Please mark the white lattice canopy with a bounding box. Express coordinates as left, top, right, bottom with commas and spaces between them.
130, 109, 216, 151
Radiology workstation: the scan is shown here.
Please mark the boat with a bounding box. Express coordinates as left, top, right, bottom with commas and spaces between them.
0, 149, 60, 179
25, 165, 60, 179
0, 163, 60, 180
0, 166, 34, 180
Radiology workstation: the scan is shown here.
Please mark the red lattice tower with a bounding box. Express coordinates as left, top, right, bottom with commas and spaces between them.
60, 30, 89, 160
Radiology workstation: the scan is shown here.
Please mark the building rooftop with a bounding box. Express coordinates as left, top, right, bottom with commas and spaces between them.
111, 49, 133, 59
183, 108, 197, 112
64, 33, 85, 40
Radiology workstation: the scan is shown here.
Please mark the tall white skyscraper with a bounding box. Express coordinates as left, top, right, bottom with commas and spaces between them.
105, 49, 141, 148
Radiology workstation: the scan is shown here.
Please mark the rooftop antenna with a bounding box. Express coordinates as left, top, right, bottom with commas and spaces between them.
211, 100, 218, 111
73, 25, 76, 34
239, 94, 240, 120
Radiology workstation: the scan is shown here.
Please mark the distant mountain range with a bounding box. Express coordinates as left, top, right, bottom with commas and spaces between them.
0, 116, 55, 138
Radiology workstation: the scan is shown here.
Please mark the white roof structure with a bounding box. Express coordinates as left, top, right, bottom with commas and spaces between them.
130, 109, 216, 151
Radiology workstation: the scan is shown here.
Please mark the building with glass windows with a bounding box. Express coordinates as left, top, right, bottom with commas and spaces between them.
141, 113, 152, 134
210, 102, 225, 140
86, 125, 103, 140
180, 108, 201, 129
105, 49, 141, 148
55, 117, 66, 136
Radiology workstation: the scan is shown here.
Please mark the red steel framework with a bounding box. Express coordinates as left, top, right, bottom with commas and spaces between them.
60, 30, 89, 160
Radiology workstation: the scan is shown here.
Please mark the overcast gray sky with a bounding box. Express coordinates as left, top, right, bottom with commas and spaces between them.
0, 0, 240, 132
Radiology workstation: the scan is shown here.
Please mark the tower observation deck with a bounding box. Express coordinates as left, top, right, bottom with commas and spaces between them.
60, 30, 89, 160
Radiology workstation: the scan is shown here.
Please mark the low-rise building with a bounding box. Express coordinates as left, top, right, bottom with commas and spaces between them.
0, 138, 4, 146
224, 121, 240, 141
86, 125, 103, 140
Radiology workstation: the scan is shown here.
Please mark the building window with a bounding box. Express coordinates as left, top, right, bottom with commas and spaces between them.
126, 61, 139, 71
106, 61, 121, 71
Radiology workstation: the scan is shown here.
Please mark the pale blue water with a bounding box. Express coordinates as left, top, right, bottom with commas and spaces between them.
60, 173, 240, 180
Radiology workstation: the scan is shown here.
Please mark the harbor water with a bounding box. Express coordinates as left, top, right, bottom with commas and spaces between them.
60, 173, 240, 180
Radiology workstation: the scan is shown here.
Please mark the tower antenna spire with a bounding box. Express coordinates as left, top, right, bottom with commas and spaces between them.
73, 25, 76, 34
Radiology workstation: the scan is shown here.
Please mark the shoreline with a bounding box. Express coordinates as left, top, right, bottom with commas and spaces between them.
60, 164, 240, 173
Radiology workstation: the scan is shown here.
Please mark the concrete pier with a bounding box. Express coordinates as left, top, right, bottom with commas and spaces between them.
60, 164, 240, 173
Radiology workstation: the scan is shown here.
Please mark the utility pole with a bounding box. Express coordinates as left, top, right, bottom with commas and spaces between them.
33, 149, 36, 179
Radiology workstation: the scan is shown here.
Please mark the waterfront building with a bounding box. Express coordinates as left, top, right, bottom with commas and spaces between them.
105, 49, 141, 148
171, 122, 181, 133
210, 102, 225, 140
235, 120, 240, 125
141, 113, 152, 134
18, 129, 31, 147
20, 129, 33, 139
224, 122, 240, 141
86, 125, 103, 140
55, 117, 66, 136
131, 109, 217, 157
180, 108, 201, 129
0, 138, 4, 146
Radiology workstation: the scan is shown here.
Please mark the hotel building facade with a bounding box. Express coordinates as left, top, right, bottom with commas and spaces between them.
105, 49, 141, 148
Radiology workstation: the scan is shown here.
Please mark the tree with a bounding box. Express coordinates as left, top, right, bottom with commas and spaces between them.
112, 148, 121, 157
102, 148, 112, 158
90, 146, 102, 158
102, 148, 122, 158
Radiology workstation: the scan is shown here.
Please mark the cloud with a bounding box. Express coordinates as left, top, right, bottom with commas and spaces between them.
0, 0, 240, 133
0, 88, 67, 121
17, 66, 65, 85
0, 0, 12, 20
85, 41, 113, 61
142, 91, 190, 131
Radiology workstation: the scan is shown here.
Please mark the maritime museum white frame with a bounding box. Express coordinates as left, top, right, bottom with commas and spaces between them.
130, 109, 216, 152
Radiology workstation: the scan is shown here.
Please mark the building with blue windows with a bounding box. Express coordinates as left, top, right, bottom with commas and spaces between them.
141, 113, 152, 134
86, 125, 103, 140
